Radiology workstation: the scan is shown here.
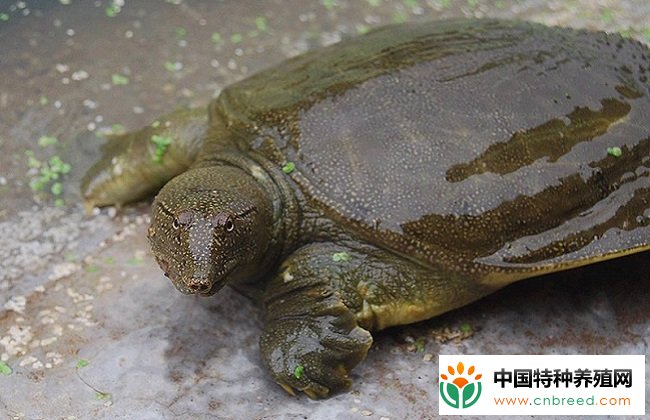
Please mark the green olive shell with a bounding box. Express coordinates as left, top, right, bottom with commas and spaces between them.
205, 19, 649, 283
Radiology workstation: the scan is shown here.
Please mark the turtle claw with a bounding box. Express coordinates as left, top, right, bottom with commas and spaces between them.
260, 314, 372, 399
278, 382, 329, 400
272, 363, 350, 399
278, 382, 297, 397
276, 381, 327, 400
302, 388, 319, 400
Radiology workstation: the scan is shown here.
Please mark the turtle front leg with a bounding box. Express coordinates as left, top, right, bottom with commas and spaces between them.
81, 107, 208, 209
260, 241, 493, 398
260, 243, 373, 399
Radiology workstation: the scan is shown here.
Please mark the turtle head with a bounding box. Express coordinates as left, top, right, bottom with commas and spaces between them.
148, 166, 274, 296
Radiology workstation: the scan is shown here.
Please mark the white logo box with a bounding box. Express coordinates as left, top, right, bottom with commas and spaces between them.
438, 355, 645, 416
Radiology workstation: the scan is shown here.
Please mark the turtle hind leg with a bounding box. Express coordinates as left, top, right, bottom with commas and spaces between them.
81, 107, 208, 210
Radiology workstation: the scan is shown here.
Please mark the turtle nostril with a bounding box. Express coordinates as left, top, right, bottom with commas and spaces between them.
187, 279, 211, 293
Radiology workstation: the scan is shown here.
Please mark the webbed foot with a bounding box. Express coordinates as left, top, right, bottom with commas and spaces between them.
260, 244, 373, 398
260, 296, 372, 398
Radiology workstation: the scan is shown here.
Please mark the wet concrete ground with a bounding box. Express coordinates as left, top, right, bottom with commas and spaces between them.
0, 1, 648, 419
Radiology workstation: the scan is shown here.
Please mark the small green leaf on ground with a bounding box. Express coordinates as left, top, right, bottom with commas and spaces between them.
255, 16, 268, 32
367, 0, 381, 6
282, 162, 295, 174
29, 179, 45, 192
111, 124, 126, 134
293, 364, 305, 379
106, 5, 119, 17
50, 182, 63, 196
164, 61, 182, 72
414, 337, 427, 352
175, 26, 186, 39
111, 74, 129, 86
25, 152, 72, 200
211, 32, 224, 45
332, 251, 351, 262
230, 33, 243, 44
85, 265, 100, 273
40, 96, 49, 105
357, 24, 370, 35
607, 146, 622, 157
25, 150, 41, 168
459, 322, 473, 334
38, 136, 58, 147
77, 359, 90, 369
49, 156, 71, 174
322, 0, 336, 10
0, 13, 9, 22
0, 361, 12, 375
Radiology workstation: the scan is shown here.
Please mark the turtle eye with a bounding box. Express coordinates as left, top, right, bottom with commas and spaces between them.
178, 211, 193, 226
172, 211, 193, 230
211, 212, 234, 231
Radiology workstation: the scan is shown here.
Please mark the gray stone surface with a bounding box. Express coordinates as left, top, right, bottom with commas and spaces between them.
0, 1, 648, 419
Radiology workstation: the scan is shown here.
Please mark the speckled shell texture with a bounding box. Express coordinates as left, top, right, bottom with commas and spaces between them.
207, 19, 650, 276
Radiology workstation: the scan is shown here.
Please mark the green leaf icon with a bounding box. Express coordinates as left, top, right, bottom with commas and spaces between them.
447, 382, 459, 405
461, 382, 482, 408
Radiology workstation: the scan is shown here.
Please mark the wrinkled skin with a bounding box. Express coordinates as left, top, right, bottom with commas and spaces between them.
82, 19, 650, 398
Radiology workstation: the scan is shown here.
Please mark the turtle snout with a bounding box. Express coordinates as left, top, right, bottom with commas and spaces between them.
186, 276, 212, 294
176, 258, 232, 296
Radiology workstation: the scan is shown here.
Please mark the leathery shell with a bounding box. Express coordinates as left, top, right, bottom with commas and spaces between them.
206, 19, 649, 285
